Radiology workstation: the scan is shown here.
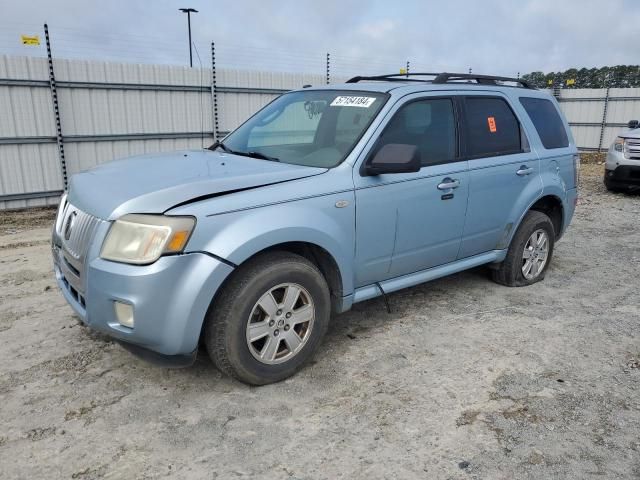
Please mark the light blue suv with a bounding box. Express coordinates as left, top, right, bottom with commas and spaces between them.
52, 73, 579, 385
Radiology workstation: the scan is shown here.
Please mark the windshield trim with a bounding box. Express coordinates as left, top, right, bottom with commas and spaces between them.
215, 89, 391, 169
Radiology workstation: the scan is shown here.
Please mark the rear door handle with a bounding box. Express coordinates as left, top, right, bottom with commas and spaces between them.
437, 178, 460, 190
516, 166, 534, 176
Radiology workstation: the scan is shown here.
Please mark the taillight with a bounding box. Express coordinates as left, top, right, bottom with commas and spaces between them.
573, 154, 580, 188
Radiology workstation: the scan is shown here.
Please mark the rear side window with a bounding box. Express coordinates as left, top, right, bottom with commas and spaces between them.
463, 97, 522, 158
519, 97, 569, 149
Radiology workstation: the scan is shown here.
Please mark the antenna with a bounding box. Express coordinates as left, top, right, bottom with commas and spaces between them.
192, 41, 205, 149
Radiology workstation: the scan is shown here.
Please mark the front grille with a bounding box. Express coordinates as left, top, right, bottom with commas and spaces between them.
625, 139, 640, 159
60, 206, 102, 260
54, 199, 106, 295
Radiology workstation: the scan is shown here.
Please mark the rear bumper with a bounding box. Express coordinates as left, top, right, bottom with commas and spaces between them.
53, 247, 234, 357
558, 187, 578, 240
604, 165, 640, 188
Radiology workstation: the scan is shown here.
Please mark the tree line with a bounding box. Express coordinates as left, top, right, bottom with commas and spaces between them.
521, 65, 640, 89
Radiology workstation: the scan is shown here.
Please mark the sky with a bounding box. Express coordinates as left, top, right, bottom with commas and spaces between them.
1, 0, 639, 78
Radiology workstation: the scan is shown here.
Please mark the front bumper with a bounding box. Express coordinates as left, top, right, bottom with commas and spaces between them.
605, 148, 640, 189
604, 165, 640, 189
53, 246, 234, 360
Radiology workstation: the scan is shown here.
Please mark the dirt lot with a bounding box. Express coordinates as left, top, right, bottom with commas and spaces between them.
0, 163, 638, 479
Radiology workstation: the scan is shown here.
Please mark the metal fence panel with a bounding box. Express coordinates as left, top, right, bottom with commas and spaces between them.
559, 100, 604, 124
0, 143, 62, 209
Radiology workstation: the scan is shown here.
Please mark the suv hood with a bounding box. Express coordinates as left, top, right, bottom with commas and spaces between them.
621, 128, 640, 140
67, 150, 327, 220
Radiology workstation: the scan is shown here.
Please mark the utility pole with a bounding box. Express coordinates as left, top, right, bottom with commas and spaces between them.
179, 8, 198, 67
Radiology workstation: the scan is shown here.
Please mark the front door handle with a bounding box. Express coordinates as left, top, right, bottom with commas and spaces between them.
516, 165, 534, 176
437, 178, 460, 190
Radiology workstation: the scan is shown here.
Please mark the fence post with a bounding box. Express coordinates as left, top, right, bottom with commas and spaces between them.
326, 53, 330, 85
44, 24, 67, 190
406, 60, 410, 78
597, 87, 610, 153
211, 42, 219, 141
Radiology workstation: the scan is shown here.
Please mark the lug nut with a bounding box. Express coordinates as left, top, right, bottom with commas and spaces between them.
276, 309, 283, 316
284, 325, 290, 331
285, 312, 292, 319
269, 320, 275, 327
274, 329, 279, 336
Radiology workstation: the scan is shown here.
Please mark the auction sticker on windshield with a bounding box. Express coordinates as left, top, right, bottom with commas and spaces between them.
330, 96, 377, 108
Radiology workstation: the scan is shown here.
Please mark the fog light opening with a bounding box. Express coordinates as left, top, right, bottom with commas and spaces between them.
114, 301, 134, 328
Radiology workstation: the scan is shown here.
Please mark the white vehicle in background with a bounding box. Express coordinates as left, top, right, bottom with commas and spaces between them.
605, 120, 640, 192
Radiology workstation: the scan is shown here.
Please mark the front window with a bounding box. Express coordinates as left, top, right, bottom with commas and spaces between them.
220, 90, 388, 168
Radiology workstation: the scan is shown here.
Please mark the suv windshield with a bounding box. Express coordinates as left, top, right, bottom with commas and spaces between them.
218, 90, 388, 168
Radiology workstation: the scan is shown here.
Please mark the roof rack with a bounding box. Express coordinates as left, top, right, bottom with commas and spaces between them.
346, 72, 535, 89
346, 73, 440, 83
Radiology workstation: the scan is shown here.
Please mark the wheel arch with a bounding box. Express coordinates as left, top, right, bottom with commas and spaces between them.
529, 194, 564, 239
247, 241, 345, 313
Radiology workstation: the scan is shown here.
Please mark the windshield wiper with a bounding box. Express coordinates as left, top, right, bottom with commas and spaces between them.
208, 141, 280, 162
243, 151, 280, 162
207, 140, 234, 154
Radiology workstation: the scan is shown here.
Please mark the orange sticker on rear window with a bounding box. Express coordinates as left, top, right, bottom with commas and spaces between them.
488, 116, 497, 133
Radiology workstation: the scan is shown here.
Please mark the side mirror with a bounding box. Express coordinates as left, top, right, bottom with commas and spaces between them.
628, 120, 639, 129
364, 143, 421, 176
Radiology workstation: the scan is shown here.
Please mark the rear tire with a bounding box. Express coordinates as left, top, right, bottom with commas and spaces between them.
491, 211, 555, 287
204, 251, 330, 385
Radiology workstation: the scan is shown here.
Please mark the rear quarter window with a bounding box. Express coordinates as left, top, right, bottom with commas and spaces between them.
463, 97, 522, 158
519, 97, 569, 149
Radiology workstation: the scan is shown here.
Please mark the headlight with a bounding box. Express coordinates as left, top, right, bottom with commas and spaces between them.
100, 214, 195, 265
614, 137, 624, 152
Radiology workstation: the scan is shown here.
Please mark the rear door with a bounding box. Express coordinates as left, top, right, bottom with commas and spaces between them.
458, 94, 542, 258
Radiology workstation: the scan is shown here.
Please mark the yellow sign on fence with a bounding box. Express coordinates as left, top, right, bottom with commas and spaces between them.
21, 35, 40, 46
399, 68, 407, 75
566, 78, 576, 86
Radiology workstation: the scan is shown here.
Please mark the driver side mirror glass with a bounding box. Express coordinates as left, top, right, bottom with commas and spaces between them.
364, 143, 421, 176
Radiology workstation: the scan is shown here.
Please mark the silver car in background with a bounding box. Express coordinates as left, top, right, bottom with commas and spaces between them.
605, 120, 640, 191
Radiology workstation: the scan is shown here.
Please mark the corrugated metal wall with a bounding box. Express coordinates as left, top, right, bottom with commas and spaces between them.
1, 53, 640, 210
558, 87, 640, 152
0, 55, 325, 210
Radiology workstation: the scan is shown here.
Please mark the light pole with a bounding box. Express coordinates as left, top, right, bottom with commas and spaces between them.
179, 8, 198, 67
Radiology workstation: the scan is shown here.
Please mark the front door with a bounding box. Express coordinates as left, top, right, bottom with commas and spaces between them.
353, 95, 469, 287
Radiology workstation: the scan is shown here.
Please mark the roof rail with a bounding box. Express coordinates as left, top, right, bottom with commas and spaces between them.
346, 73, 440, 83
346, 72, 535, 89
432, 72, 534, 89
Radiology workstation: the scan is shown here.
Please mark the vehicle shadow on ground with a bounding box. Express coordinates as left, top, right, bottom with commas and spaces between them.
173, 266, 493, 385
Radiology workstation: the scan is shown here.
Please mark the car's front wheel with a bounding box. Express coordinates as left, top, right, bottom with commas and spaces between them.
204, 251, 330, 385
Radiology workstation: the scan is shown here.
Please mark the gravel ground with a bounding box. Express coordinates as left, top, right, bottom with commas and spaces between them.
0, 163, 638, 479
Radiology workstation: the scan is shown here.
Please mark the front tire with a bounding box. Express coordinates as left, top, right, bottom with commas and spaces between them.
204, 251, 330, 385
491, 211, 555, 287
604, 177, 623, 193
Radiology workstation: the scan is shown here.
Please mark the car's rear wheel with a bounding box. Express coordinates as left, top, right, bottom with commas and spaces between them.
491, 210, 555, 287
204, 251, 330, 385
